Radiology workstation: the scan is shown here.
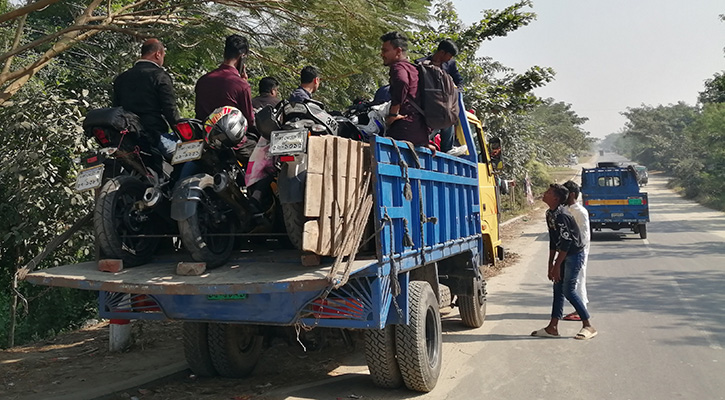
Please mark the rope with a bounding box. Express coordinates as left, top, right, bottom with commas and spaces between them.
16, 211, 93, 281
391, 140, 412, 201
326, 170, 373, 289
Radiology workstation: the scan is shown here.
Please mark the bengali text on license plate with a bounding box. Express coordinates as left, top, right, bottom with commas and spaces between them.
270, 130, 307, 155
172, 140, 204, 164
75, 164, 105, 192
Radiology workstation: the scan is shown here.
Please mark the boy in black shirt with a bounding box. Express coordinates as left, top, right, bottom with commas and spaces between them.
532, 184, 597, 340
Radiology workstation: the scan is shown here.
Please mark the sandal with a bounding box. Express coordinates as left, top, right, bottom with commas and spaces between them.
563, 312, 581, 321
531, 328, 560, 338
574, 327, 598, 340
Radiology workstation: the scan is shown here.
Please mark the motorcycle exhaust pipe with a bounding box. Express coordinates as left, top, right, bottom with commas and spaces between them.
143, 187, 161, 208
213, 172, 228, 192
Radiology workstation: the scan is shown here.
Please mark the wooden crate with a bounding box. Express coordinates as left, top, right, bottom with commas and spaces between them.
302, 136, 370, 256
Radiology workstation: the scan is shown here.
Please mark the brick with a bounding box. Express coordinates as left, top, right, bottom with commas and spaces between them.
300, 252, 321, 267
177, 262, 207, 276
98, 259, 123, 273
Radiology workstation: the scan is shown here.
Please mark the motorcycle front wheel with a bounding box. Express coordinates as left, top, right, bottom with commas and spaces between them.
94, 176, 160, 267
178, 189, 237, 268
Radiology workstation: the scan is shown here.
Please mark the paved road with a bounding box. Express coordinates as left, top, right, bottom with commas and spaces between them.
268, 162, 725, 399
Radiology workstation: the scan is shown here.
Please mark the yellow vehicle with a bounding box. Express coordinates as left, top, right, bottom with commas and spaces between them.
454, 110, 504, 265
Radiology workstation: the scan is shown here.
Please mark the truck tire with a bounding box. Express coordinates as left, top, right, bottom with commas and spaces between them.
458, 277, 487, 328
182, 322, 217, 377
395, 281, 442, 392
439, 284, 452, 309
178, 189, 236, 268
639, 224, 647, 239
94, 176, 160, 267
282, 202, 305, 249
208, 323, 264, 378
364, 326, 403, 388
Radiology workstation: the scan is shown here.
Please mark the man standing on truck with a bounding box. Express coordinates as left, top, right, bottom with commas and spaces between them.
194, 34, 257, 164
532, 183, 597, 340
252, 76, 281, 111
288, 66, 320, 103
562, 181, 591, 321
380, 31, 431, 149
416, 39, 462, 153
112, 38, 180, 158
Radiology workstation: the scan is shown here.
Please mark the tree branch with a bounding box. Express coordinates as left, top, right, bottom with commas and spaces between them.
0, 0, 61, 25
2, 15, 26, 76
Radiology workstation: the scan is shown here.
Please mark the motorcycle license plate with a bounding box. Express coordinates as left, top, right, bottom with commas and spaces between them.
270, 129, 308, 155
75, 164, 104, 192
172, 140, 204, 165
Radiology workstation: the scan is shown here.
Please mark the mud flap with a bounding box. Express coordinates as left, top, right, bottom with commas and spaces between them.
170, 173, 214, 221
278, 158, 307, 204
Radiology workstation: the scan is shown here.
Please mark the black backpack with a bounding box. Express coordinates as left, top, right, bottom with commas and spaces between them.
410, 61, 459, 130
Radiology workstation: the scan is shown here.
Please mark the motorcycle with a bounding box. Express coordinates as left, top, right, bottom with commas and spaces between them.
170, 106, 283, 268
261, 99, 367, 250
78, 107, 188, 267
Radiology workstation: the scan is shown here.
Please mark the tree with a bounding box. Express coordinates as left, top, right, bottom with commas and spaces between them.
409, 1, 555, 117
620, 103, 699, 170
0, 0, 430, 106
698, 71, 725, 104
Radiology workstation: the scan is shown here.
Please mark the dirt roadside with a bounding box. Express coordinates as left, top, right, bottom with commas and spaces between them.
0, 209, 543, 400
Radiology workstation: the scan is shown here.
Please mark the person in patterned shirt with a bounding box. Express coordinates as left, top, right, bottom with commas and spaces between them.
531, 183, 597, 340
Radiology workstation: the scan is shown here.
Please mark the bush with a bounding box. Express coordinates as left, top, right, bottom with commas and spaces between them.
524, 159, 551, 192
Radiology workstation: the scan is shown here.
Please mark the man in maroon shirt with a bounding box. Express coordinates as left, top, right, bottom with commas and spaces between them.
195, 34, 255, 128
380, 31, 430, 148
194, 34, 257, 162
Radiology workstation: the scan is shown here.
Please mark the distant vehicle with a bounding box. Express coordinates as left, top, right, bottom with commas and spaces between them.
599, 150, 604, 156
568, 154, 578, 165
633, 165, 648, 186
582, 163, 649, 239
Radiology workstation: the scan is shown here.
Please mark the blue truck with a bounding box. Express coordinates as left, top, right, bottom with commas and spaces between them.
21, 95, 504, 393
582, 162, 650, 239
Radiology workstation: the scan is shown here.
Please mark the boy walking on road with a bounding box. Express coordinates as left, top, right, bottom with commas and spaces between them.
563, 180, 591, 321
532, 184, 597, 340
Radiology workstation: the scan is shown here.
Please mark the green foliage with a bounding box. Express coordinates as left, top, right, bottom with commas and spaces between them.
524, 159, 552, 189
620, 102, 699, 170
699, 71, 725, 104
0, 63, 99, 347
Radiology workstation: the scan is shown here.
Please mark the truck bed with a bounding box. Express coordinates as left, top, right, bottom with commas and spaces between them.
25, 249, 376, 296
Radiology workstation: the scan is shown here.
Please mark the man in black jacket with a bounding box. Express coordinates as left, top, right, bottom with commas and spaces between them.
113, 38, 180, 156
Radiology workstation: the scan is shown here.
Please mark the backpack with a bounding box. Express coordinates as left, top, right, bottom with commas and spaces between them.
83, 107, 146, 147
410, 61, 459, 130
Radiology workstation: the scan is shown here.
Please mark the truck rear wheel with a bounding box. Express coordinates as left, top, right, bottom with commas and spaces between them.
94, 176, 160, 267
395, 281, 442, 392
458, 277, 487, 328
364, 326, 403, 388
281, 202, 305, 249
208, 323, 264, 378
182, 322, 217, 377
639, 224, 647, 239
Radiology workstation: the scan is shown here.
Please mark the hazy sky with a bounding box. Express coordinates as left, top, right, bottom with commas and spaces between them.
451, 0, 725, 138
